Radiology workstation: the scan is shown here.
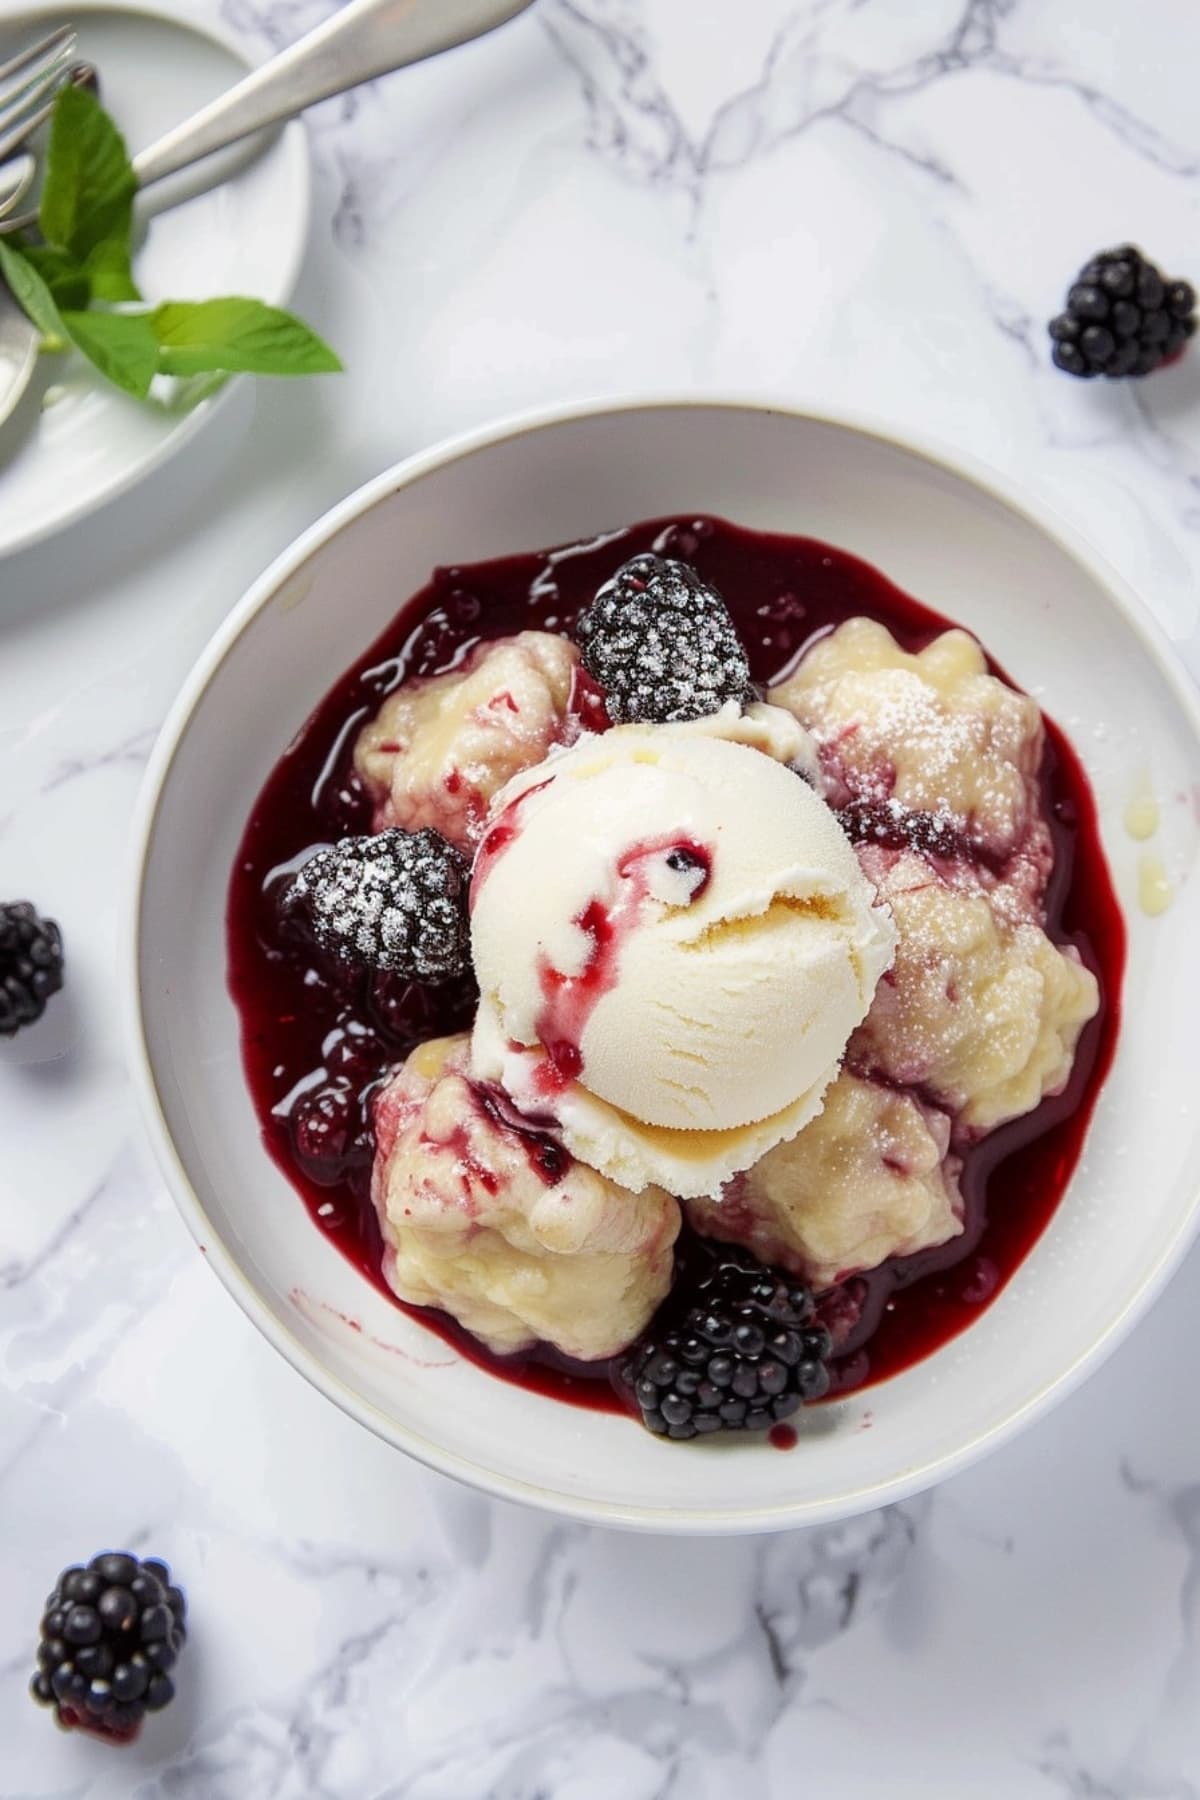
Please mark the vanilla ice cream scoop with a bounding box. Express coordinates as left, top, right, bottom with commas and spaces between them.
469, 706, 896, 1197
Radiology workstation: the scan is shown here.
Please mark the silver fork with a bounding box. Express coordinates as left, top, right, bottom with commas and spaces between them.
0, 0, 535, 428
0, 28, 84, 221
0, 27, 76, 159
0, 65, 98, 214
3, 0, 534, 227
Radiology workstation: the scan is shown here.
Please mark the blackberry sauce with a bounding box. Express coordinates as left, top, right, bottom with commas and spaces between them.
227, 515, 1125, 1422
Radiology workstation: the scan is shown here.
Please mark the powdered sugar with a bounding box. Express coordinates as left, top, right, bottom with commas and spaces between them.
693, 615, 1099, 1284
772, 618, 1043, 860
289, 827, 469, 981
577, 552, 751, 725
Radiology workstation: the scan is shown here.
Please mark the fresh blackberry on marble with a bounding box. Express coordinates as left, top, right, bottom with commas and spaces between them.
284, 827, 469, 981
31, 1553, 186, 1740
1049, 246, 1195, 378
619, 1246, 832, 1440
0, 901, 63, 1037
576, 552, 752, 725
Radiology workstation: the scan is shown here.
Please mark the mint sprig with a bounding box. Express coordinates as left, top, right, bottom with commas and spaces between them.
0, 85, 341, 399
39, 82, 139, 298
60, 308, 160, 398
152, 298, 342, 377
0, 239, 67, 345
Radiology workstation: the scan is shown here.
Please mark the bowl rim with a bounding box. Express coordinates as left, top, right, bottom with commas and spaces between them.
124, 392, 1200, 1533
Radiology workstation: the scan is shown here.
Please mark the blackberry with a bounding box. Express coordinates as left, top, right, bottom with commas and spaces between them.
1049, 246, 1195, 379
368, 965, 479, 1053
288, 1079, 373, 1184
619, 1247, 832, 1440
0, 901, 64, 1037
322, 1015, 388, 1084
285, 828, 469, 981
576, 553, 752, 726
31, 1553, 186, 1742
836, 798, 972, 863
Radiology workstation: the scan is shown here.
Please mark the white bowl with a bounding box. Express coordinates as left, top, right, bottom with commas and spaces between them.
127, 398, 1200, 1533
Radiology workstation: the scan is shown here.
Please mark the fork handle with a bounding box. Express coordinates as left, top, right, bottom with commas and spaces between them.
132, 0, 533, 189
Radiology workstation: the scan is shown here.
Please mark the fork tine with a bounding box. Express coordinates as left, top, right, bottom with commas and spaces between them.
0, 61, 93, 166
0, 30, 75, 111
0, 55, 73, 129
0, 26, 75, 87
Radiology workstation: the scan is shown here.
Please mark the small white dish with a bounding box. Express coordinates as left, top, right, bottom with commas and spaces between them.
128, 398, 1200, 1533
0, 0, 309, 559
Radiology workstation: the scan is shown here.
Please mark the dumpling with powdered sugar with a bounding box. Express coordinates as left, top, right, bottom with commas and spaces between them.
355, 632, 580, 852
849, 847, 1099, 1135
771, 619, 1043, 861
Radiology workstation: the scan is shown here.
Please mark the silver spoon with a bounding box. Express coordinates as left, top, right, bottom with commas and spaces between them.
0, 272, 38, 416
0, 152, 35, 220
0, 0, 535, 427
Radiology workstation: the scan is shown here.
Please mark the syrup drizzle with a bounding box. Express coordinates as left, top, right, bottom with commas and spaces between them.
532, 837, 713, 1093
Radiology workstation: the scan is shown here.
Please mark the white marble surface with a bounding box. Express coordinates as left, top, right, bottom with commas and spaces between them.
3, 1, 1200, 1792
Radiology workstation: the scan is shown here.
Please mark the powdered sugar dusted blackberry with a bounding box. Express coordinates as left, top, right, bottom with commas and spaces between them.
576, 553, 752, 725
288, 828, 469, 981
835, 795, 982, 866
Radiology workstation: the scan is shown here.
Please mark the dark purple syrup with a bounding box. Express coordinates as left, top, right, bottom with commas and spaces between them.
227, 515, 1125, 1419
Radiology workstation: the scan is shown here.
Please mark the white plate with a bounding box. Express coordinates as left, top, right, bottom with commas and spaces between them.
128, 398, 1200, 1534
0, 0, 310, 558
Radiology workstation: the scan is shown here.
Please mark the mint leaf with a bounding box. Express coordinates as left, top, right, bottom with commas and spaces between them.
4, 89, 337, 406
0, 240, 66, 345
19, 87, 141, 310
40, 84, 136, 267
150, 298, 342, 377
81, 234, 141, 305
59, 309, 160, 398
17, 245, 90, 312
